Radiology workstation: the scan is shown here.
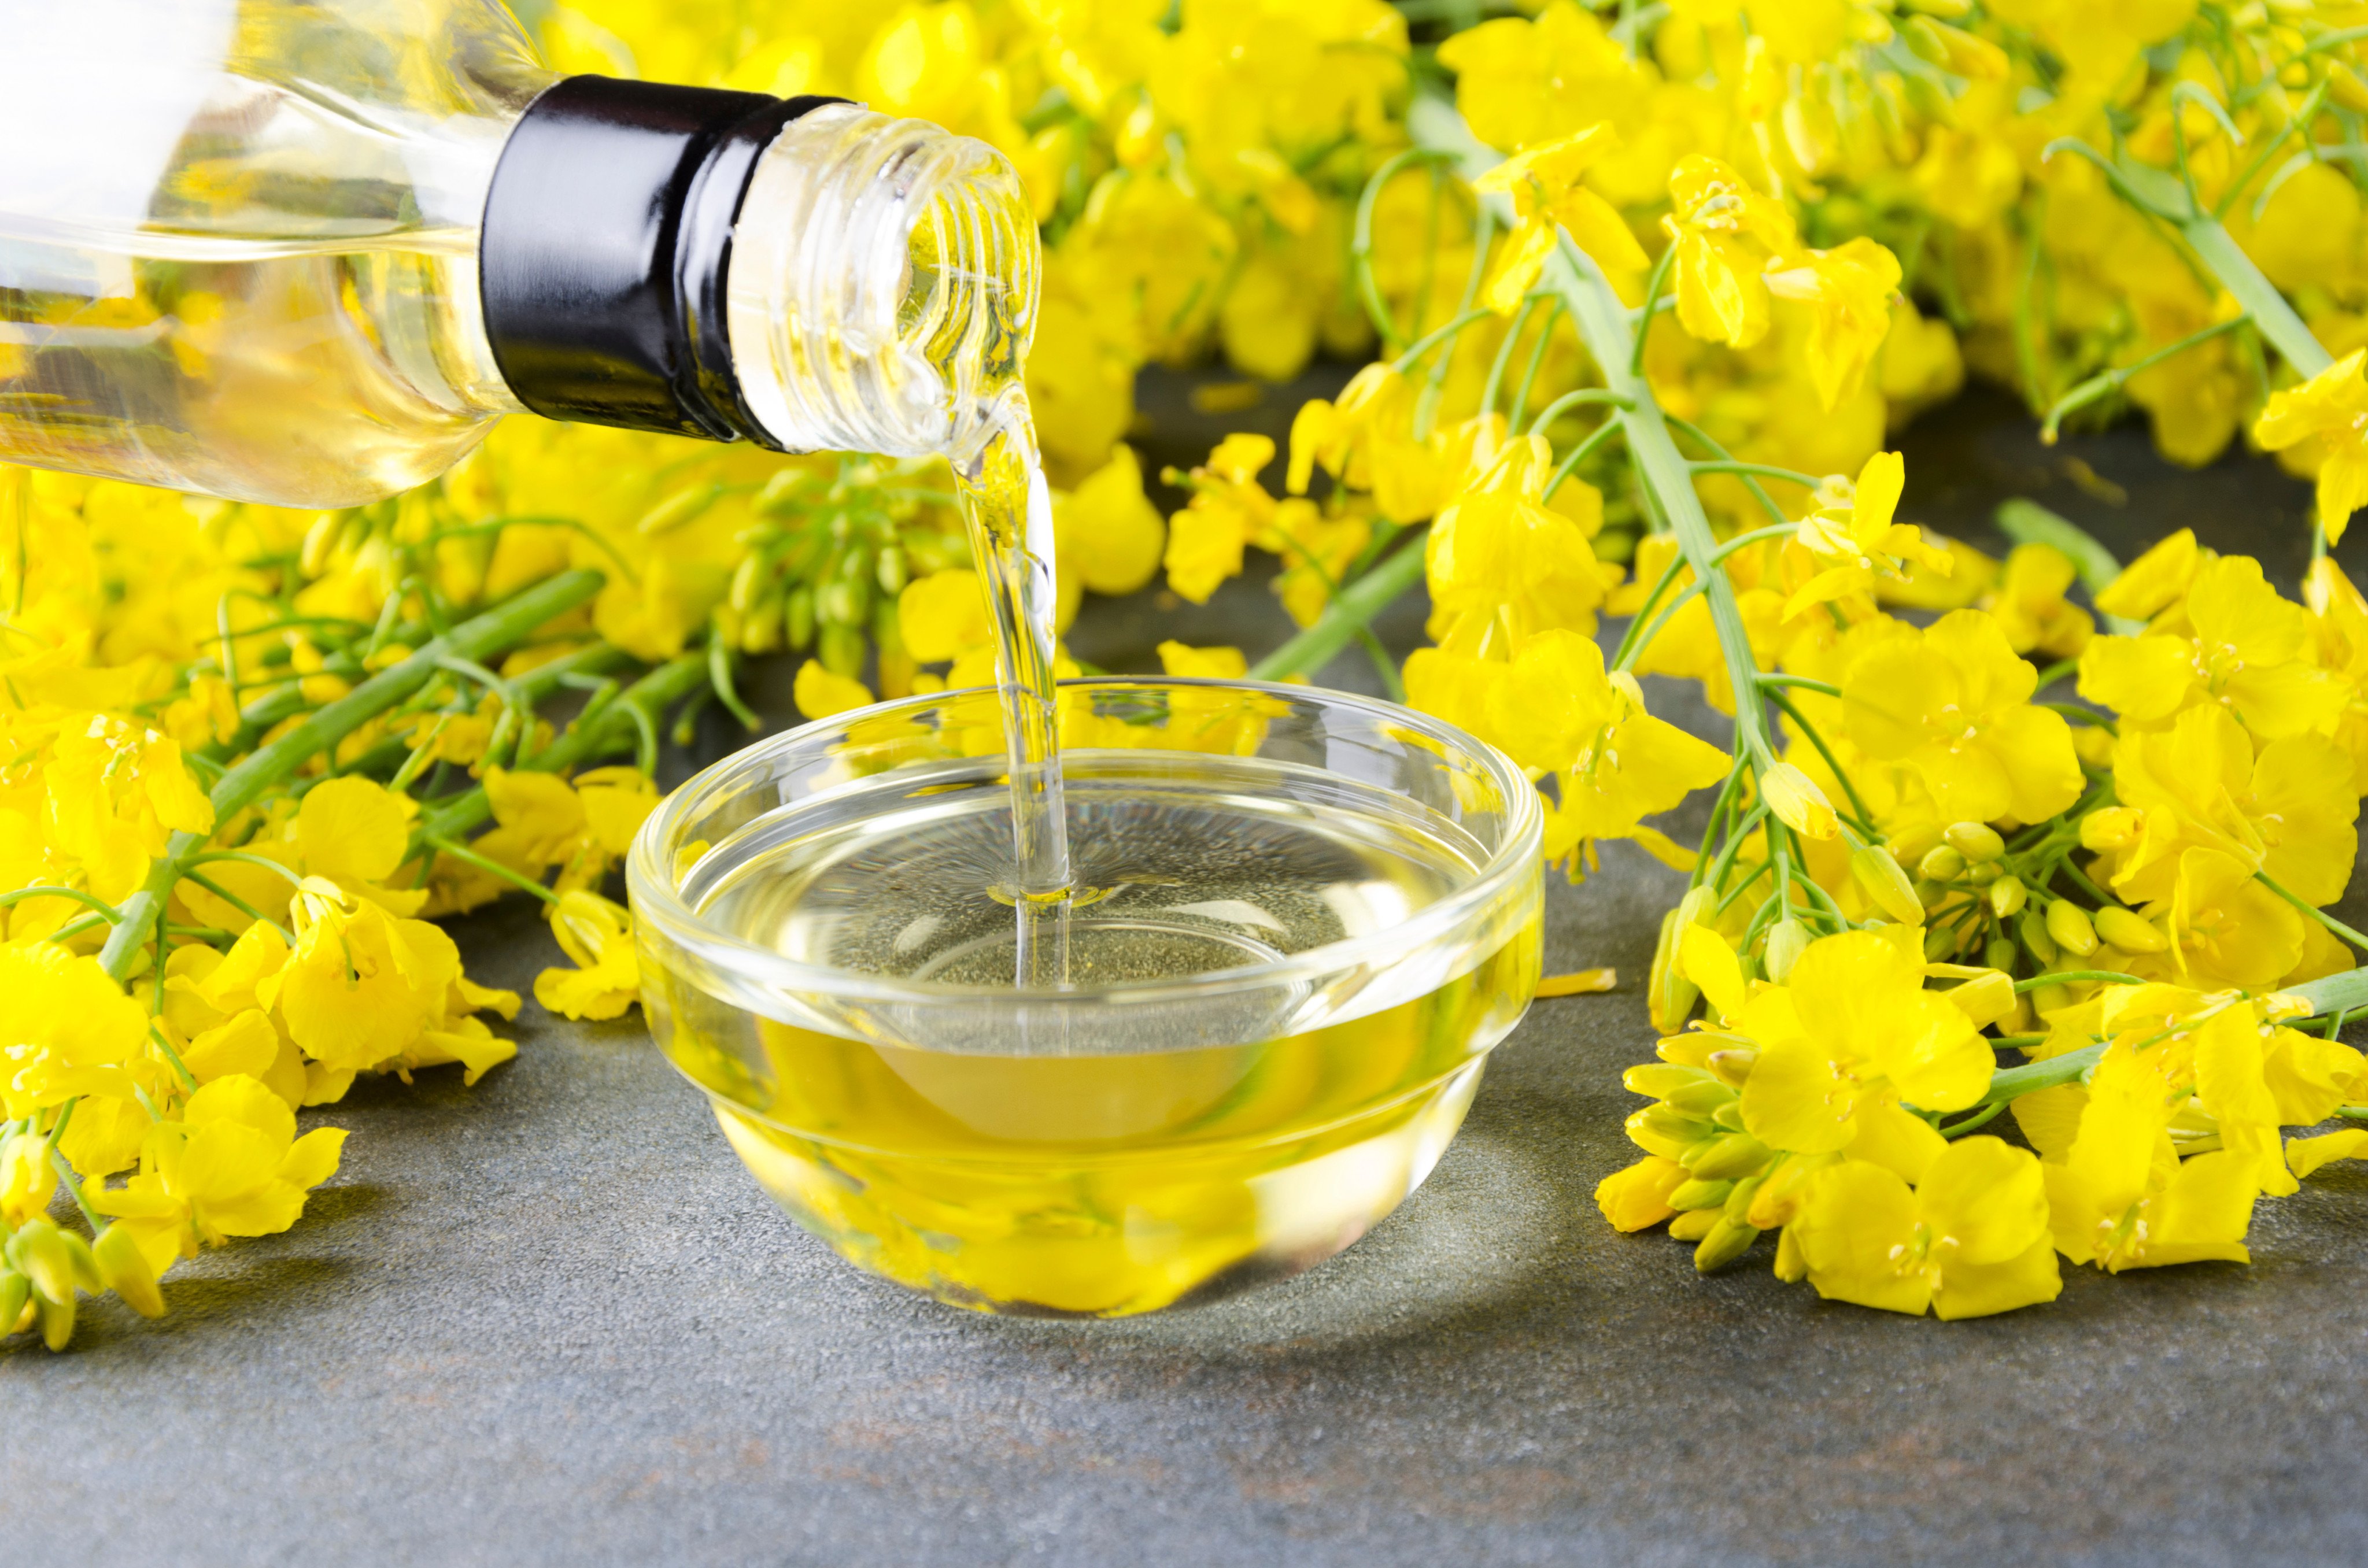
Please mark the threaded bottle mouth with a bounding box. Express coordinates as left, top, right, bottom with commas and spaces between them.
726, 104, 1040, 467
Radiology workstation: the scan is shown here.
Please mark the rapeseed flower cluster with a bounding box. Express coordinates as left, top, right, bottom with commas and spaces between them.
17, 0, 2368, 1347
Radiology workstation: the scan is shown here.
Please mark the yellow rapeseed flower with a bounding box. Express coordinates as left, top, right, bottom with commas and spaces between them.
2252, 347, 2368, 545
1736, 929, 1990, 1169
1841, 608, 2083, 826
2078, 555, 2347, 738
2042, 1044, 2259, 1273
1471, 124, 1649, 309
793, 660, 875, 720
1664, 154, 1798, 350
1761, 238, 1902, 411
1789, 1137, 2061, 1319
1782, 450, 1953, 620
0, 941, 148, 1116
535, 890, 643, 1022
90, 1074, 347, 1275
1477, 628, 1730, 866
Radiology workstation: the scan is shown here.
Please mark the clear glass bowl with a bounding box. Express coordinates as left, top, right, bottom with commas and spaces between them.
627, 678, 1543, 1317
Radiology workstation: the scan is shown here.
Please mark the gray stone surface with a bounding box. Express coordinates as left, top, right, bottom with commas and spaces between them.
10, 386, 2368, 1566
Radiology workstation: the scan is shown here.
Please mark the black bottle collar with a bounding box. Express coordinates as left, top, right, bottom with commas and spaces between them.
478, 76, 844, 445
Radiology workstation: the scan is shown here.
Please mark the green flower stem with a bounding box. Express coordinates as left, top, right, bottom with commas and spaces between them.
1478, 294, 1543, 416
146, 1025, 197, 1093
2296, 964, 2368, 1019
0, 886, 123, 920
1545, 419, 1622, 498
1609, 549, 1691, 667
48, 1146, 102, 1230
1660, 415, 1789, 532
2011, 969, 2145, 993
1710, 523, 1798, 564
423, 835, 558, 905
1758, 686, 1878, 835
1524, 387, 1634, 438
1689, 460, 1825, 489
1977, 1042, 2104, 1107
708, 631, 763, 731
180, 869, 294, 944
1546, 244, 1769, 756
2039, 315, 2251, 442
2255, 867, 2368, 952
1506, 299, 1564, 430
98, 568, 606, 982
1936, 1101, 2008, 1138
1388, 307, 1493, 376
1757, 673, 1839, 696
1351, 146, 1461, 351
415, 652, 707, 844
1627, 243, 1676, 376
1612, 578, 1707, 674
2181, 215, 2332, 377
1247, 539, 1430, 683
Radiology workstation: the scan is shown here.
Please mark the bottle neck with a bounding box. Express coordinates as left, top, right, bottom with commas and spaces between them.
476, 76, 843, 443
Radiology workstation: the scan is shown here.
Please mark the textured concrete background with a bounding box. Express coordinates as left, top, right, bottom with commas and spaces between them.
9, 385, 2368, 1566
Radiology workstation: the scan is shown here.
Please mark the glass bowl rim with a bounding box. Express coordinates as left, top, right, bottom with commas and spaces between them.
625, 675, 1543, 1008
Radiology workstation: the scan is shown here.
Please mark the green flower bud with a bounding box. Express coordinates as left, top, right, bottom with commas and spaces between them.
635, 482, 722, 537
2046, 900, 2099, 957
1723, 1173, 1767, 1223
8, 1217, 75, 1306
785, 587, 816, 650
1650, 887, 1714, 1034
37, 1289, 73, 1352
1967, 860, 2003, 887
2019, 909, 2058, 969
818, 576, 869, 627
93, 1226, 164, 1319
1850, 846, 1924, 924
1983, 936, 2017, 974
819, 622, 867, 679
904, 528, 969, 574
1918, 844, 1966, 882
1764, 917, 1811, 982
1944, 822, 2005, 862
2094, 905, 2167, 953
1710, 1099, 1746, 1131
1668, 1178, 1734, 1211
1924, 923, 1960, 961
2029, 982, 2072, 1016
1663, 1078, 1738, 1117
1687, 1131, 1772, 1181
875, 546, 910, 596
1706, 1047, 1758, 1087
1989, 875, 2027, 918
740, 599, 783, 654
60, 1229, 100, 1296
754, 467, 807, 515
1628, 1104, 1717, 1160
1622, 1063, 1717, 1100
1693, 1217, 1761, 1273
728, 551, 767, 614
0, 1269, 27, 1336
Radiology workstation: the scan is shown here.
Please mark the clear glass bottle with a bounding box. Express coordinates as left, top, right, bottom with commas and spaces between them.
0, 0, 1036, 507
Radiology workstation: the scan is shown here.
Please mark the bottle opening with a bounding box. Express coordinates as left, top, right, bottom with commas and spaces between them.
725, 104, 1040, 467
